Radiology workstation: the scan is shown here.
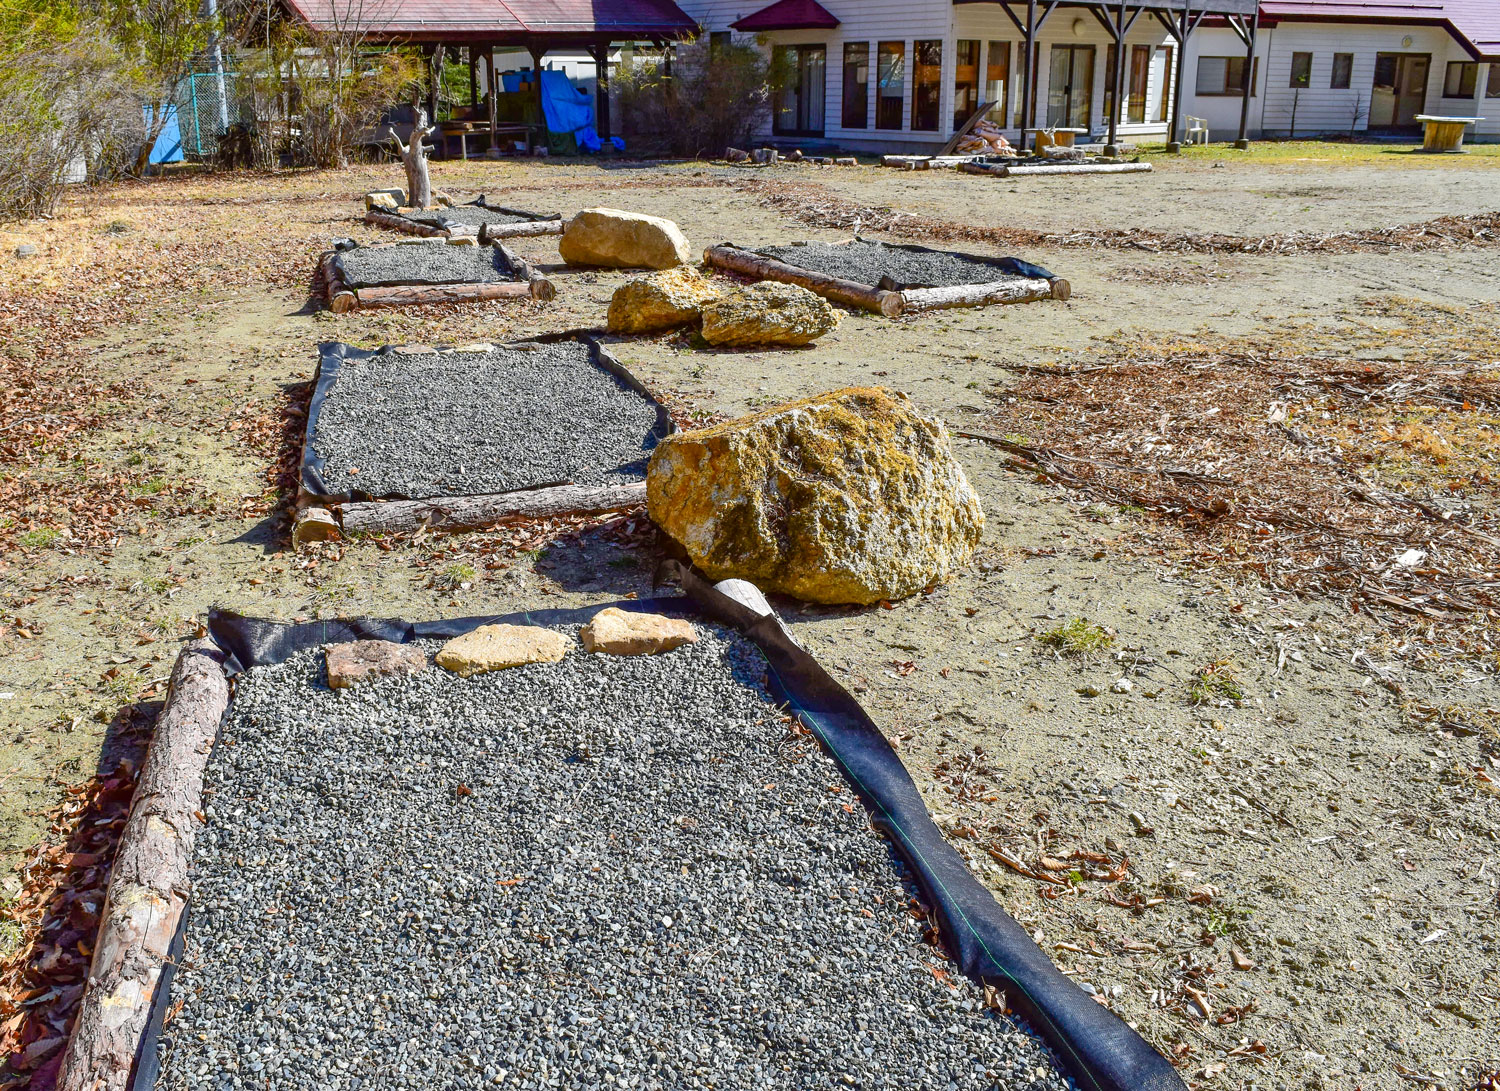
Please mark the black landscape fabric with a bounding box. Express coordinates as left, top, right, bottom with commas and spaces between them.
402, 197, 561, 231
754, 239, 1057, 291
196, 565, 1185, 1091
300, 339, 674, 504
333, 242, 521, 288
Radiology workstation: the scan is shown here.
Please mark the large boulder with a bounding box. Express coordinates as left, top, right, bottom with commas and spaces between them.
607, 268, 723, 334
699, 282, 840, 348
647, 387, 983, 604
559, 208, 692, 269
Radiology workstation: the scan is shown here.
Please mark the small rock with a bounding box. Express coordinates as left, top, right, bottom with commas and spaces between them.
559, 207, 692, 269
1230, 945, 1256, 971
699, 282, 840, 348
606, 268, 722, 334
1111, 678, 1133, 694
435, 624, 571, 677
325, 640, 426, 688
1077, 685, 1102, 697
580, 608, 698, 656
432, 190, 453, 207
725, 147, 750, 163
444, 233, 478, 246
364, 188, 405, 211
14, 244, 37, 257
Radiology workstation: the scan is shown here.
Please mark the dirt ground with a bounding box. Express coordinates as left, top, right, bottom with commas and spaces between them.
2, 146, 1498, 1090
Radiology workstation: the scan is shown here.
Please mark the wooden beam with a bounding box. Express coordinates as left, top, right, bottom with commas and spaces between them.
703, 245, 903, 316
994, 1, 1029, 36
899, 276, 1061, 312
1235, 7, 1258, 145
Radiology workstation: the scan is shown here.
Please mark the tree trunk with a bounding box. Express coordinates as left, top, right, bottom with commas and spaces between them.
898, 276, 1062, 312
391, 107, 436, 209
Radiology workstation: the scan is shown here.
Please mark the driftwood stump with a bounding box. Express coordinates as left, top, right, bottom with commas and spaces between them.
389, 107, 436, 211
57, 638, 230, 1091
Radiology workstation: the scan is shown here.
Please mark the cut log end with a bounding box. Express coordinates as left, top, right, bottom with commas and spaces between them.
1049, 278, 1072, 302
293, 505, 341, 546
330, 290, 357, 313
529, 278, 557, 301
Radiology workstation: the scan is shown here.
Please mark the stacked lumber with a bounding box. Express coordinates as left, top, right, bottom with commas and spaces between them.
955, 120, 1014, 156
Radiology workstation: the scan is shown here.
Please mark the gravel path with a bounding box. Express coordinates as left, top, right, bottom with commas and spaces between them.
156, 627, 1073, 1091
756, 240, 1030, 290
336, 244, 519, 288
310, 342, 664, 499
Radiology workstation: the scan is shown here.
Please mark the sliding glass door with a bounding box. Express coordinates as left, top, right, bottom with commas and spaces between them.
1047, 44, 1094, 129
773, 45, 827, 136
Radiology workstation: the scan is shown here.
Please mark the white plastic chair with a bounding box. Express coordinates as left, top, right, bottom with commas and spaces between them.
1184, 115, 1209, 145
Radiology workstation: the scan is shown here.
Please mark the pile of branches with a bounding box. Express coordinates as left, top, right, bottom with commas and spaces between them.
749, 179, 1500, 256
975, 350, 1500, 638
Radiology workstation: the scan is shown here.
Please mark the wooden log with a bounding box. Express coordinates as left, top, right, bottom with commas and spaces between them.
57, 639, 230, 1091
999, 162, 1153, 177
352, 281, 536, 308
338, 481, 646, 535
479, 218, 567, 243
293, 504, 340, 545
898, 276, 1059, 312
363, 208, 447, 237
319, 253, 357, 314
702, 245, 903, 318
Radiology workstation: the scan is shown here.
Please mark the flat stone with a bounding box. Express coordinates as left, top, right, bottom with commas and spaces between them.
435, 624, 571, 676
699, 282, 840, 348
365, 189, 405, 210
559, 207, 692, 270
580, 608, 699, 656
325, 640, 427, 688
14, 244, 37, 257
606, 268, 722, 334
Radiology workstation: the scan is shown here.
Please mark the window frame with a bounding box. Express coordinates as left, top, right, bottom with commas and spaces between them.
1330, 52, 1353, 90
1289, 51, 1312, 89
1488, 64, 1500, 99
1195, 55, 1255, 97
875, 40, 905, 130
911, 38, 943, 131
1155, 45, 1172, 123
953, 38, 981, 132
1444, 61, 1478, 98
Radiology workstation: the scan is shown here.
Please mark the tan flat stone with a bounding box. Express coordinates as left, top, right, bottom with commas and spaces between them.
580, 608, 699, 656
435, 624, 571, 676
325, 640, 426, 688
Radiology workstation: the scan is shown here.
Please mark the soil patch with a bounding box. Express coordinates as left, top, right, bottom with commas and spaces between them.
309, 341, 665, 500
334, 244, 520, 289
155, 631, 1071, 1091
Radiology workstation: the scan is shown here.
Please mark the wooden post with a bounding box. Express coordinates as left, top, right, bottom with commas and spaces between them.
486, 46, 498, 153
529, 44, 548, 142
592, 41, 612, 140
56, 639, 230, 1091
468, 46, 478, 107
1021, 0, 1037, 132
424, 46, 439, 139
1235, 9, 1258, 148
1170, 7, 1189, 147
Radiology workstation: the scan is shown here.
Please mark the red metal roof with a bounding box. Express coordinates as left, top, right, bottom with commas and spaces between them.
282, 0, 699, 42
1259, 0, 1500, 58
730, 0, 839, 32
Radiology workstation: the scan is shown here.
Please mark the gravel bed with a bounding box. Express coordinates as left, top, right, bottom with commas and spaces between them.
756, 240, 1030, 290
310, 341, 663, 499
404, 204, 546, 230
156, 626, 1073, 1091
335, 244, 519, 288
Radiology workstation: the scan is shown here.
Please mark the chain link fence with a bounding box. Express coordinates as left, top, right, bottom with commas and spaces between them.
174, 71, 252, 158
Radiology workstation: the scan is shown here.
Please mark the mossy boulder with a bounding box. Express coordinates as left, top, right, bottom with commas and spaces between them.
699, 282, 839, 348
646, 387, 983, 604
607, 268, 723, 334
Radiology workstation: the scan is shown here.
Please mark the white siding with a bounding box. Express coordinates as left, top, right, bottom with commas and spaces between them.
1183, 20, 1500, 141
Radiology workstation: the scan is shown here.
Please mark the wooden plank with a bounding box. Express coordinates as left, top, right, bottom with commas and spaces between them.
702, 245, 903, 317
940, 100, 999, 155
999, 162, 1153, 177
57, 639, 231, 1091
338, 481, 646, 535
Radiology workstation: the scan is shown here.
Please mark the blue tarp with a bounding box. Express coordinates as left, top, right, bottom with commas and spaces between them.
499, 69, 622, 152
146, 103, 183, 164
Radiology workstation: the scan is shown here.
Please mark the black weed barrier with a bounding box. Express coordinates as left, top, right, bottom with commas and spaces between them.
125, 565, 1186, 1091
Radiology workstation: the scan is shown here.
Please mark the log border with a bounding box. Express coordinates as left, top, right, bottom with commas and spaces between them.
703, 242, 1069, 316
364, 207, 568, 242
55, 639, 231, 1091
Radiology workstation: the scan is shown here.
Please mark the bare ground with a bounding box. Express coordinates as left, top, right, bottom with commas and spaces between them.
1, 153, 1497, 1090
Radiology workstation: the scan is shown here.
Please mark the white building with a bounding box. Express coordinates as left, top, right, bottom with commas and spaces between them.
1183, 0, 1499, 142
677, 0, 1259, 152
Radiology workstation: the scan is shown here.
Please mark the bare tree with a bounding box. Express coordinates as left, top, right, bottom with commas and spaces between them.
389, 100, 434, 206
1347, 92, 1367, 139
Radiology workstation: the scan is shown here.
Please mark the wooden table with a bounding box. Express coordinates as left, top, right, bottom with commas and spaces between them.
1414, 115, 1482, 153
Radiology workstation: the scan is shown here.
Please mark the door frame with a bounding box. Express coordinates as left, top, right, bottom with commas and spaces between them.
1369, 51, 1430, 131
1046, 43, 1095, 129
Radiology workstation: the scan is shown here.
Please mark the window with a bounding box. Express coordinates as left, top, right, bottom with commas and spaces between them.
1444, 61, 1478, 97
876, 41, 905, 129
1330, 52, 1353, 89
1155, 45, 1172, 122
709, 31, 730, 58
953, 39, 981, 130
1489, 64, 1500, 98
773, 45, 826, 135
985, 41, 1011, 125
842, 42, 869, 128
912, 39, 942, 130
1289, 52, 1312, 88
1127, 43, 1151, 123
1196, 55, 1255, 96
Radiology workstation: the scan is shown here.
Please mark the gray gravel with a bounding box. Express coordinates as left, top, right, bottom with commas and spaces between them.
404, 204, 548, 230
156, 626, 1073, 1091
336, 244, 519, 288
756, 240, 1028, 290
311, 341, 663, 499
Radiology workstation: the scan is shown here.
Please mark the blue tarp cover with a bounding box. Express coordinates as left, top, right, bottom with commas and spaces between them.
500, 69, 622, 151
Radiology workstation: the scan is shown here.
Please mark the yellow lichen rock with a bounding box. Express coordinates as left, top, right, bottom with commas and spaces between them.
559, 207, 692, 269
699, 282, 840, 348
435, 624, 571, 677
606, 268, 723, 334
646, 387, 983, 604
